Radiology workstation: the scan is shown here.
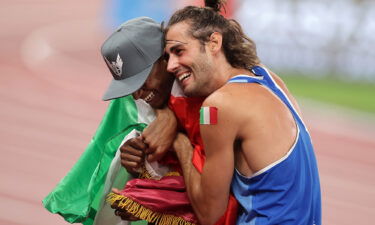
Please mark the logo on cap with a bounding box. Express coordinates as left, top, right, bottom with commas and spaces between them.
104, 53, 123, 77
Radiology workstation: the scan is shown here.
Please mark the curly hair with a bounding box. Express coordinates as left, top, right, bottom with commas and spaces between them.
166, 0, 260, 69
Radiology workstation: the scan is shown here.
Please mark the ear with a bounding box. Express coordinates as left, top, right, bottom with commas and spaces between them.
208, 32, 223, 54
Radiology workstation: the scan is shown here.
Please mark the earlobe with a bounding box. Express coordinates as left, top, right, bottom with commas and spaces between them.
209, 32, 223, 53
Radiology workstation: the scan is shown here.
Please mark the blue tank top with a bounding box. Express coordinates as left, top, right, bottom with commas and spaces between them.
228, 66, 321, 225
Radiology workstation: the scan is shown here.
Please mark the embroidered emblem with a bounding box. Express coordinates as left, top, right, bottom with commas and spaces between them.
105, 53, 123, 76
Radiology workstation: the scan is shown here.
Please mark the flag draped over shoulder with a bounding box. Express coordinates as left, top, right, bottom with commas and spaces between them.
42, 96, 150, 225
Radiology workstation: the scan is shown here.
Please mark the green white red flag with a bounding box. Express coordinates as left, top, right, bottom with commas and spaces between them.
42, 96, 150, 225
200, 106, 218, 125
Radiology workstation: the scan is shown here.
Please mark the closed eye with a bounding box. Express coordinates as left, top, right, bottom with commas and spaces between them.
174, 48, 184, 56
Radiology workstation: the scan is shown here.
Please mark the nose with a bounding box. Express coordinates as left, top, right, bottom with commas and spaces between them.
167, 55, 179, 74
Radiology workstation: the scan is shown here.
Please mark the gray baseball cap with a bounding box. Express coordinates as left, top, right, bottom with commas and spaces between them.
101, 17, 164, 101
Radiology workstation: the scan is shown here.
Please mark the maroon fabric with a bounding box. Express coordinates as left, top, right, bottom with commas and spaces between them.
119, 176, 198, 224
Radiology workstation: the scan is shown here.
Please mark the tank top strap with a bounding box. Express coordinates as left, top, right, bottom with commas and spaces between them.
228, 72, 267, 85
228, 66, 309, 133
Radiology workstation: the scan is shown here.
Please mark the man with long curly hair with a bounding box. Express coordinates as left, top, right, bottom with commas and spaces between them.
164, 0, 322, 224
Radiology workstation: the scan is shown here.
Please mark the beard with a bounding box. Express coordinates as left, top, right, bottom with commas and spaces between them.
183, 54, 215, 97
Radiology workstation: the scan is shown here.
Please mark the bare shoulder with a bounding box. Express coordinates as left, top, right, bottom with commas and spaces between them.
202, 84, 234, 107
204, 81, 264, 103
205, 79, 296, 133
202, 83, 253, 113
202, 82, 267, 127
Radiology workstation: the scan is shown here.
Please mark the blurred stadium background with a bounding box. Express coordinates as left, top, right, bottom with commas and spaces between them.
0, 0, 374, 224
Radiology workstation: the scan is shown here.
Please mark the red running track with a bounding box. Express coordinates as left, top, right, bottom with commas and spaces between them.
0, 1, 374, 224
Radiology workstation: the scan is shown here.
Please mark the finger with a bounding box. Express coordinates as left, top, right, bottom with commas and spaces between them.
144, 143, 163, 155
121, 152, 144, 163
141, 134, 155, 149
131, 136, 148, 149
146, 147, 165, 162
112, 188, 121, 194
121, 138, 147, 152
120, 154, 144, 171
143, 141, 158, 155
120, 143, 145, 155
120, 152, 145, 163
121, 160, 141, 171
124, 146, 144, 156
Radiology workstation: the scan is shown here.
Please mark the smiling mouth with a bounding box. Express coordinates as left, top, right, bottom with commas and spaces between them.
178, 72, 191, 83
144, 91, 155, 102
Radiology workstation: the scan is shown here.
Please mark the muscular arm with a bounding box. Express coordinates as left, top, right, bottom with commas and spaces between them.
174, 92, 237, 225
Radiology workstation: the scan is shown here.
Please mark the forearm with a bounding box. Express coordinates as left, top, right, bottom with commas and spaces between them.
174, 142, 206, 220
154, 105, 178, 133
174, 134, 226, 225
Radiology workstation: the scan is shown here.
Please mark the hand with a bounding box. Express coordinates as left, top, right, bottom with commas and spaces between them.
142, 106, 177, 162
111, 188, 140, 221
120, 136, 147, 174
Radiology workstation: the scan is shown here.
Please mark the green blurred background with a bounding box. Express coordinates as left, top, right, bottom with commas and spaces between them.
281, 73, 375, 114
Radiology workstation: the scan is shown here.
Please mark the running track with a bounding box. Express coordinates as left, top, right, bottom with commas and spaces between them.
0, 1, 374, 224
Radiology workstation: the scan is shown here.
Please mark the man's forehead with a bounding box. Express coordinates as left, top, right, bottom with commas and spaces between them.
165, 40, 187, 51
165, 23, 190, 43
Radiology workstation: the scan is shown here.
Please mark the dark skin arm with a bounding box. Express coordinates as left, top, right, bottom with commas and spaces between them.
114, 106, 178, 221
120, 106, 177, 174
142, 106, 178, 162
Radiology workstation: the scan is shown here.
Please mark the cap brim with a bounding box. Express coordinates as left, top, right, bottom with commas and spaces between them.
102, 64, 153, 101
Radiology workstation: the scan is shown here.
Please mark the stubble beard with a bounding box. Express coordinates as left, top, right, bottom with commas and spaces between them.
183, 55, 214, 97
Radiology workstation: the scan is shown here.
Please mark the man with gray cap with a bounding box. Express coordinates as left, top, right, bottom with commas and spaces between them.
101, 16, 176, 161
98, 16, 203, 225
102, 17, 171, 107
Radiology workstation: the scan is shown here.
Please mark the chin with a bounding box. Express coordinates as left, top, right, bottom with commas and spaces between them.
183, 87, 201, 97
150, 99, 167, 109
181, 86, 193, 97
149, 102, 160, 109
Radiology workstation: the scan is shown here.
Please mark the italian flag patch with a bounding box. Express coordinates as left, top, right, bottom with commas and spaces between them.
200, 107, 218, 125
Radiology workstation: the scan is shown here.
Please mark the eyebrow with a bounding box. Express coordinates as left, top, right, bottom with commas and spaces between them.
165, 40, 187, 53
166, 40, 188, 44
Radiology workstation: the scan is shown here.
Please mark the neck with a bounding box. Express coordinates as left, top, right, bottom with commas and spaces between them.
214, 64, 252, 87
228, 67, 253, 79
206, 53, 254, 95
